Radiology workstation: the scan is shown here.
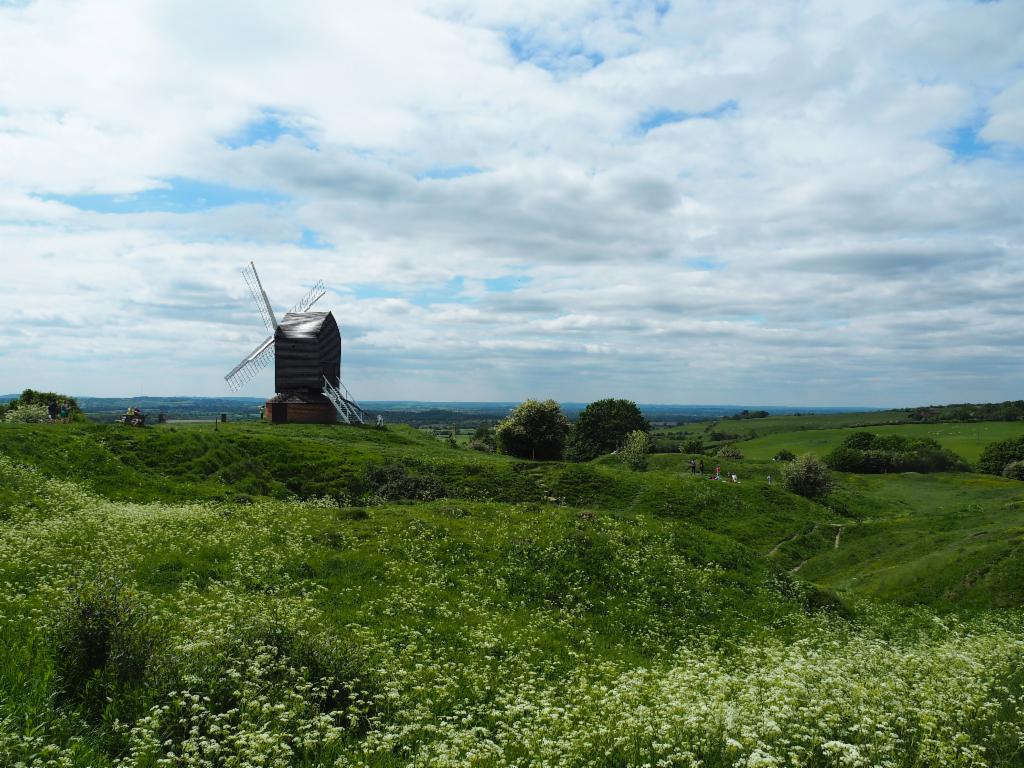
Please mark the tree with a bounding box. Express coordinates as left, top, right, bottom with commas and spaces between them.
773, 449, 796, 462
472, 423, 495, 445
620, 430, 652, 471
571, 398, 650, 461
5, 389, 82, 421
681, 437, 705, 455
494, 399, 570, 461
824, 433, 968, 474
469, 423, 496, 453
979, 436, 1024, 475
783, 454, 833, 499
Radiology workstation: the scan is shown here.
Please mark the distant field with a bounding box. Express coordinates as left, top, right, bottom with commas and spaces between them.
655, 409, 911, 445
738, 421, 1024, 464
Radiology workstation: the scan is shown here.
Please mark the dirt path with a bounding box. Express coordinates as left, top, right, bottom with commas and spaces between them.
768, 523, 818, 557
788, 525, 844, 573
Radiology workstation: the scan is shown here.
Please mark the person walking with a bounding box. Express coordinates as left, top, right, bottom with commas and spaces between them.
59, 401, 69, 423
698, 458, 705, 475
47, 399, 58, 423
689, 458, 697, 474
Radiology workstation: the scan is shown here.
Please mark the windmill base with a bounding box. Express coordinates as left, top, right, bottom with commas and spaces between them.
265, 393, 337, 424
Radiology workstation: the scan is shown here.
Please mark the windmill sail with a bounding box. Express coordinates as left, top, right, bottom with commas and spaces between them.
242, 261, 278, 331
224, 263, 328, 393
287, 280, 326, 315
224, 335, 275, 391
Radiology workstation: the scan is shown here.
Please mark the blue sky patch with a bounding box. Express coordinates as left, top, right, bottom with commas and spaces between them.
354, 275, 527, 306
299, 228, 331, 249
352, 285, 400, 301
505, 29, 604, 73
411, 276, 473, 306
39, 177, 287, 213
638, 99, 738, 134
687, 259, 723, 271
485, 275, 531, 292
942, 115, 992, 160
416, 165, 484, 181
221, 111, 315, 149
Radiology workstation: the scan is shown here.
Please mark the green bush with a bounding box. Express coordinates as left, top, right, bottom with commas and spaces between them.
4, 403, 50, 423
4, 388, 83, 421
783, 454, 833, 499
1002, 461, 1024, 481
495, 399, 570, 460
620, 430, 653, 471
824, 433, 968, 473
841, 431, 877, 450
717, 444, 743, 459
682, 437, 705, 454
571, 399, 650, 461
471, 424, 495, 450
979, 436, 1024, 475
773, 449, 796, 462
50, 576, 156, 718
365, 464, 446, 502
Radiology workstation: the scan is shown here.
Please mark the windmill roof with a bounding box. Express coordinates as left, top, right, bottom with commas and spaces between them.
277, 311, 334, 338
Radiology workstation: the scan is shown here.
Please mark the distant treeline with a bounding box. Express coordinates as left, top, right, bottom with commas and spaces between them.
905, 401, 1024, 423
724, 409, 770, 420
74, 396, 266, 423
0, 394, 858, 429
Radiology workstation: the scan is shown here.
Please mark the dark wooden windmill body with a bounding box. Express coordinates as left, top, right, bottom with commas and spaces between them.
265, 311, 341, 423
225, 263, 367, 425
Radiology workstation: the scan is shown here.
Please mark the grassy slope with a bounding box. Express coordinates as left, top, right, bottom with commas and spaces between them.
796, 471, 1024, 608
1, 421, 1023, 765
3, 420, 1022, 611
0, 425, 849, 766
652, 410, 1024, 611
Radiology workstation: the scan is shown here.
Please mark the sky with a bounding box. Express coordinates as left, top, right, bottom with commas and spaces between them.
1, 0, 1022, 406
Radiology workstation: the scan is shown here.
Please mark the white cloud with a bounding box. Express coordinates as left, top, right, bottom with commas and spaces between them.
1, 0, 1022, 406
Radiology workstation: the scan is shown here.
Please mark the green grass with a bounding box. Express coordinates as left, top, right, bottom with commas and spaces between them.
794, 471, 1024, 608
736, 420, 1024, 464
659, 409, 913, 441
1, 421, 1023, 766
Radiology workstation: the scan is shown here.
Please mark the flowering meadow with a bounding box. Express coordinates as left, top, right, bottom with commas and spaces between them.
1, 426, 1023, 767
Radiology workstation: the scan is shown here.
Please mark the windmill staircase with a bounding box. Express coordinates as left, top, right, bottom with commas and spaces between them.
323, 376, 368, 425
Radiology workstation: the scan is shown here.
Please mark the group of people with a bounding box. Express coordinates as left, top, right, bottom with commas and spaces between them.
687, 457, 740, 483
47, 399, 71, 423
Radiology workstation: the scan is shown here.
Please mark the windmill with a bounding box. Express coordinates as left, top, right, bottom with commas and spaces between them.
225, 262, 367, 424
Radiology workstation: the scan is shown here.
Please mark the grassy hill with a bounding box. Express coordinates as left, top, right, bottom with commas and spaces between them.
737, 420, 1024, 464
1, 420, 1022, 766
